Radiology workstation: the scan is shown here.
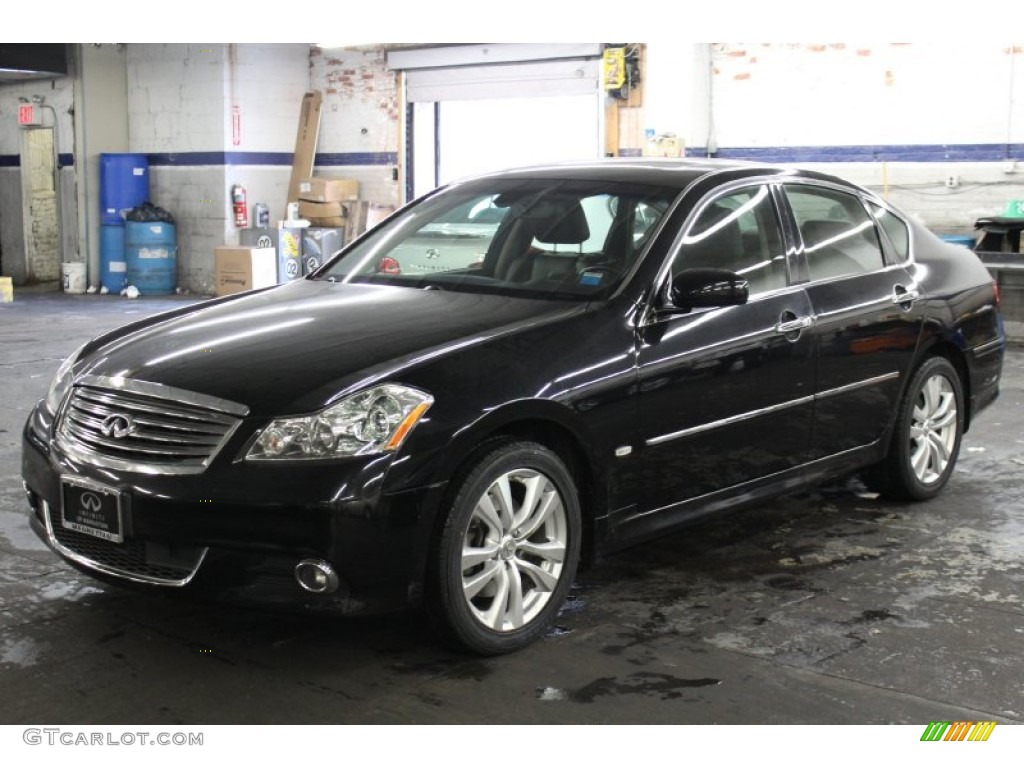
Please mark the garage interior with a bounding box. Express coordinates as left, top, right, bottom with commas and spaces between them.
1, 42, 1024, 727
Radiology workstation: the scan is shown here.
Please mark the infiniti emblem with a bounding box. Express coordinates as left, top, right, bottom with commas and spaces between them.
100, 414, 135, 439
80, 492, 103, 512
425, 248, 440, 260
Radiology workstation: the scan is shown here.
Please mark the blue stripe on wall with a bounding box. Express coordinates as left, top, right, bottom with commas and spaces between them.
3, 145, 1021, 169
684, 143, 1024, 163
0, 154, 74, 168
316, 152, 398, 166
144, 151, 398, 167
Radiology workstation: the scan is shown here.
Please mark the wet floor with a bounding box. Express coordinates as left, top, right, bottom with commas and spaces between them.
1, 288, 1022, 724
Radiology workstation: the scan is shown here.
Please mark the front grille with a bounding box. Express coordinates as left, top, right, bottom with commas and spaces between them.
56, 375, 248, 475
51, 523, 206, 584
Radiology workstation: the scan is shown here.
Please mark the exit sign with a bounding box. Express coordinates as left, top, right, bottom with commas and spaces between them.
18, 104, 38, 126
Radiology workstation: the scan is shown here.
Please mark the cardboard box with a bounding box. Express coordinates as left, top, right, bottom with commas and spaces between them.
214, 246, 277, 296
367, 204, 395, 230
286, 91, 323, 209
298, 177, 359, 203
299, 200, 347, 226
343, 201, 370, 243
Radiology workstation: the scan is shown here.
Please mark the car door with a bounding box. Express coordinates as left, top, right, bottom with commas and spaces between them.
632, 183, 816, 523
780, 183, 923, 460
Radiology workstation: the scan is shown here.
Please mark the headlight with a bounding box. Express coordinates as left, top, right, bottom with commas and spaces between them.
44, 343, 86, 415
245, 384, 433, 460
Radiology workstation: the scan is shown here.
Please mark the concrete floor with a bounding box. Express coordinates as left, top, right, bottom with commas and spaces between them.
1, 288, 1023, 725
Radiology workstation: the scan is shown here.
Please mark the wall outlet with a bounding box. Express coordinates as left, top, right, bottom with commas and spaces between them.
945, 174, 959, 188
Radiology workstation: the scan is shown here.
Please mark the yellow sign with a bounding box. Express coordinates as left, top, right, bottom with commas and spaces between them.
603, 48, 626, 91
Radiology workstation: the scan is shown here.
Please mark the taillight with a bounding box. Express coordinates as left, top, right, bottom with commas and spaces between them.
378, 257, 401, 275
993, 280, 1001, 307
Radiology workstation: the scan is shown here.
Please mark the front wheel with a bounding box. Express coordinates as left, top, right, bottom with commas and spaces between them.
864, 356, 964, 501
427, 441, 581, 655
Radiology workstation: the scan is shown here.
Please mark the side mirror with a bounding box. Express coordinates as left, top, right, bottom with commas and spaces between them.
663, 268, 749, 313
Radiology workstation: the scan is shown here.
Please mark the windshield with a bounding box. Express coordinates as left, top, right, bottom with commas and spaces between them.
316, 178, 679, 301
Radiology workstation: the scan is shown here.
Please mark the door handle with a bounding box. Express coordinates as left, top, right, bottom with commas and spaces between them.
774, 315, 814, 334
892, 285, 920, 307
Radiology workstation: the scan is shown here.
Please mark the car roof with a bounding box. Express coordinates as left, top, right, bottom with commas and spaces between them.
453, 157, 848, 192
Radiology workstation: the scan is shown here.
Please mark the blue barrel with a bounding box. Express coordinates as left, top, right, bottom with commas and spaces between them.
939, 234, 976, 250
99, 224, 127, 293
125, 221, 177, 295
100, 153, 149, 225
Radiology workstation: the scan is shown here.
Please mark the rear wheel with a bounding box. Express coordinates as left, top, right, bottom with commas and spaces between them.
427, 441, 581, 655
864, 356, 964, 500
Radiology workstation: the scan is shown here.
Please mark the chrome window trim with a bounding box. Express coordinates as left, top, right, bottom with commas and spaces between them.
641, 175, 797, 328
645, 371, 900, 447
781, 182, 890, 279
777, 176, 916, 270
41, 500, 207, 588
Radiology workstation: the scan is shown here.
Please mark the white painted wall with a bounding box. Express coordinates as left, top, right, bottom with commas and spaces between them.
127, 43, 309, 293
709, 43, 1020, 148
310, 47, 401, 207
658, 42, 1024, 233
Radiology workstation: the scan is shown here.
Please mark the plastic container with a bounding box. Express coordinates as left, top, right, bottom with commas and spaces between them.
100, 153, 149, 225
61, 262, 86, 294
253, 202, 270, 229
99, 224, 127, 294
939, 234, 976, 250
1004, 199, 1024, 219
125, 220, 177, 295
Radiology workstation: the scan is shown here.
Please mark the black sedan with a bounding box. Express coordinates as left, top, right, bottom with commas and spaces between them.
22, 159, 1004, 654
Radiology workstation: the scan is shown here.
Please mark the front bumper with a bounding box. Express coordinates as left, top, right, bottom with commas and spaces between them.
22, 405, 446, 615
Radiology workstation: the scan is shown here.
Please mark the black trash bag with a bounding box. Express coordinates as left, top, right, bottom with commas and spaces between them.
126, 201, 175, 224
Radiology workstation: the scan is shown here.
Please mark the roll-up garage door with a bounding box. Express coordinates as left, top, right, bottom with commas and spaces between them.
389, 45, 604, 196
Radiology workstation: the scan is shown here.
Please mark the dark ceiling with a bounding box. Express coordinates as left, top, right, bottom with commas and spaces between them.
0, 44, 69, 83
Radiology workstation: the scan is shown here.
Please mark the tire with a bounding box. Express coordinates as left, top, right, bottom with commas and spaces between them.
427, 440, 581, 655
864, 356, 964, 501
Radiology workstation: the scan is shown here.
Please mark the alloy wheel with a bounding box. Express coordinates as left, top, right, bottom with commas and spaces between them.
909, 373, 958, 485
460, 468, 568, 632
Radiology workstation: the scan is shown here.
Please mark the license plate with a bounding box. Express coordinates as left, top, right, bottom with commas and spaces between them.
61, 477, 123, 543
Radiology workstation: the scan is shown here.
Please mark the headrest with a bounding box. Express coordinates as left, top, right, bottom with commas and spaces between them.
519, 198, 590, 245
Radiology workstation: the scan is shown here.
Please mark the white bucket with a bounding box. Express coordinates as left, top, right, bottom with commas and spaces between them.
61, 262, 86, 294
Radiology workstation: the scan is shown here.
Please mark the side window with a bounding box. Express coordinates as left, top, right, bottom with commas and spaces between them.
674, 185, 788, 295
785, 185, 886, 280
868, 201, 910, 262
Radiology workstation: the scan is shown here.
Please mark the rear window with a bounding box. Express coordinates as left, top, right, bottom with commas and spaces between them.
785, 185, 886, 281
869, 201, 911, 262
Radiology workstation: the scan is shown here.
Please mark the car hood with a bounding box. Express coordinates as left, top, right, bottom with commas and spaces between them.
77, 280, 585, 416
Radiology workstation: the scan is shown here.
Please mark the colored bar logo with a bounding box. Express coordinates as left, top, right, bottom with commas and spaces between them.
920, 721, 996, 742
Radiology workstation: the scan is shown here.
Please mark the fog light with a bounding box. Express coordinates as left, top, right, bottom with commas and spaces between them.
294, 559, 339, 594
